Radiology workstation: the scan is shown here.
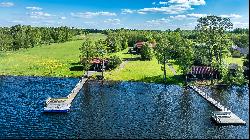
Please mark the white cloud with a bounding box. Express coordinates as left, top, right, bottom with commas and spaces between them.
138, 4, 192, 14
60, 16, 66, 20
0, 2, 14, 7
220, 14, 242, 18
26, 6, 42, 10
159, 1, 168, 5
84, 21, 95, 24
138, 11, 147, 14
10, 20, 23, 23
146, 18, 169, 25
122, 0, 205, 15
148, 13, 207, 24
233, 22, 249, 28
187, 13, 207, 18
121, 9, 134, 14
104, 18, 121, 25
167, 0, 206, 5
28, 11, 53, 19
170, 14, 186, 20
71, 11, 116, 18
166, 13, 241, 22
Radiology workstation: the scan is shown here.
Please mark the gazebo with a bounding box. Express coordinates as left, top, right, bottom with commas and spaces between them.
90, 58, 109, 71
187, 66, 219, 81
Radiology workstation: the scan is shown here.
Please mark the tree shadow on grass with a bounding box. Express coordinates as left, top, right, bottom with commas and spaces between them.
69, 65, 83, 71
70, 62, 81, 65
69, 62, 83, 71
122, 57, 141, 61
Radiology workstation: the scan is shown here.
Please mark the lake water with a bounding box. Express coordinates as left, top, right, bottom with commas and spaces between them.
0, 76, 248, 139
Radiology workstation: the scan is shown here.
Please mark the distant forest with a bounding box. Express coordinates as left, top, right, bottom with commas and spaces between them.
0, 24, 248, 52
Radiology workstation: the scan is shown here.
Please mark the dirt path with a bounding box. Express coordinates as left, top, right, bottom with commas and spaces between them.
119, 60, 128, 69
167, 64, 177, 75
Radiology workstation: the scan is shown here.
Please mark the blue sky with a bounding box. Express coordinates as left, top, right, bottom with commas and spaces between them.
0, 0, 249, 30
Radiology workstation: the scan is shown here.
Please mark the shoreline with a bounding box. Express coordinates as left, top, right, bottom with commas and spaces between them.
1, 74, 248, 87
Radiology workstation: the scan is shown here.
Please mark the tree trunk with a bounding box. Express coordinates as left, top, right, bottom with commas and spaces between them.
163, 55, 166, 83
86, 51, 89, 77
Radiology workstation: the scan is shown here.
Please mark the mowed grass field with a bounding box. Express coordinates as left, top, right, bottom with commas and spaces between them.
225, 57, 244, 66
104, 48, 183, 84
0, 33, 106, 77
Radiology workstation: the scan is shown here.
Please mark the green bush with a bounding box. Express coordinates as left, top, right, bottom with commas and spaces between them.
140, 43, 153, 60
221, 65, 246, 85
231, 50, 242, 58
106, 55, 122, 70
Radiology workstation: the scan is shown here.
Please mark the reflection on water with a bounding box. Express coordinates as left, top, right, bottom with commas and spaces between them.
0, 76, 248, 139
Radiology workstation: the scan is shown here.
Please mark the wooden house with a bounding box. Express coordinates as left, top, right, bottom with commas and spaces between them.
133, 41, 156, 53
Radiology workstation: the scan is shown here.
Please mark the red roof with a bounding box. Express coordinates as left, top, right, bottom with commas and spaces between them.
90, 58, 109, 64
135, 41, 144, 48
91, 58, 101, 64
135, 41, 156, 48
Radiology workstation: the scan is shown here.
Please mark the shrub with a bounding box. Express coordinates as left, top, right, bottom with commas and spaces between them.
106, 55, 122, 70
231, 50, 242, 58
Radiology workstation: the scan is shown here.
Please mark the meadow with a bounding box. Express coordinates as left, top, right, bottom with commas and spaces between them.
0, 33, 106, 77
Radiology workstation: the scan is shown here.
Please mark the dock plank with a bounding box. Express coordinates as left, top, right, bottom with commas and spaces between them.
44, 71, 95, 113
188, 85, 246, 125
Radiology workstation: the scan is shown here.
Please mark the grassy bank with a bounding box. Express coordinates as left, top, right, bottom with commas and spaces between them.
0, 33, 107, 77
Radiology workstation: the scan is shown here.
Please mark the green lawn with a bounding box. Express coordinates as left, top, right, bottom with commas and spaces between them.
104, 48, 184, 85
0, 33, 107, 77
225, 57, 244, 66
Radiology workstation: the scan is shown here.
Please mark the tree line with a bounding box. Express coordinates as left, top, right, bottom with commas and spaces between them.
0, 24, 86, 51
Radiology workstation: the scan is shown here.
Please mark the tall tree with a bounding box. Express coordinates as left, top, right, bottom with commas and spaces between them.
80, 37, 95, 71
155, 38, 172, 83
195, 15, 233, 67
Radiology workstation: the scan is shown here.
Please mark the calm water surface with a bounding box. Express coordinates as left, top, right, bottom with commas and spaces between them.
0, 76, 248, 139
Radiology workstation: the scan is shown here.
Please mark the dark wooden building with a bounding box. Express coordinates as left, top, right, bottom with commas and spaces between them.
187, 66, 219, 81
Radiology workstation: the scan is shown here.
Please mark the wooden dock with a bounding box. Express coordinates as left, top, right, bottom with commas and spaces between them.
44, 71, 95, 113
188, 85, 246, 125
